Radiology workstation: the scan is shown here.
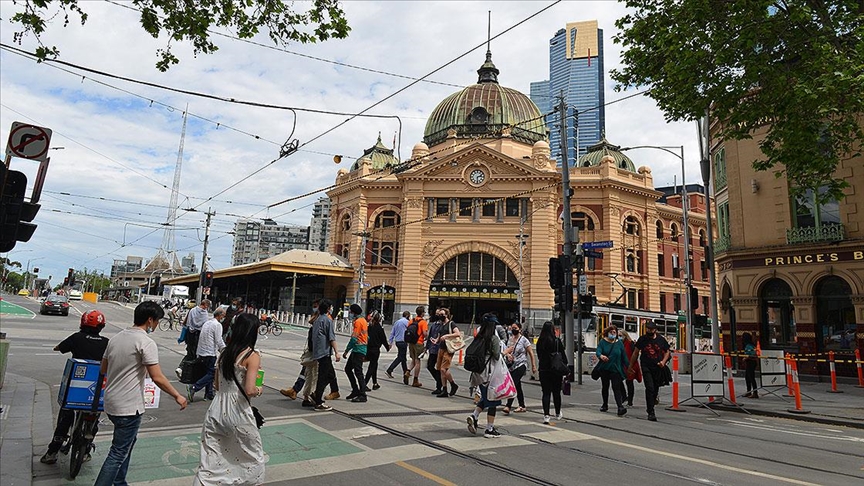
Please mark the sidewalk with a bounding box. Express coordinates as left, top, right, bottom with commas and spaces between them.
0, 373, 52, 486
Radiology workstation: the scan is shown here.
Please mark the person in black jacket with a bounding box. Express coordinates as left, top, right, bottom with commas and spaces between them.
535, 321, 567, 424
364, 311, 390, 390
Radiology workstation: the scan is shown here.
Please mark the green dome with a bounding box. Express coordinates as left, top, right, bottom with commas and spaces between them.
576, 137, 637, 172
351, 135, 399, 171
423, 52, 547, 147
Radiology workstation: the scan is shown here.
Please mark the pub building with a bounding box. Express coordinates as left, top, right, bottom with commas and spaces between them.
711, 119, 863, 377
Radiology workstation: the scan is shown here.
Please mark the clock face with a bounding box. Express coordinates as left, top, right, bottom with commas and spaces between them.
469, 169, 486, 185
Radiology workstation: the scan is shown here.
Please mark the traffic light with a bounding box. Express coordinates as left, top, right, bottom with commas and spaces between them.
67, 268, 75, 287
579, 294, 593, 314
201, 271, 214, 288
32, 267, 39, 274
0, 165, 40, 252
554, 287, 566, 312
690, 287, 699, 309
548, 257, 564, 289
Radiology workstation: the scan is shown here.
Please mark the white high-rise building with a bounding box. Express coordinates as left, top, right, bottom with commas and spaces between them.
231, 219, 310, 266
309, 197, 331, 252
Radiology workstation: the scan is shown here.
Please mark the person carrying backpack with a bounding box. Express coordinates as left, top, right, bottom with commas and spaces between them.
405, 306, 428, 388
465, 313, 503, 438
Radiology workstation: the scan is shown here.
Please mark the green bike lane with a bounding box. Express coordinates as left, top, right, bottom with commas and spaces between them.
0, 298, 37, 317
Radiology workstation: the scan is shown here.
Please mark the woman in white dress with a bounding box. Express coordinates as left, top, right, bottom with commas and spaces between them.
194, 313, 265, 485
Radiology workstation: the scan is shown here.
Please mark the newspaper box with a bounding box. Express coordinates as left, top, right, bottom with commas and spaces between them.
58, 358, 104, 411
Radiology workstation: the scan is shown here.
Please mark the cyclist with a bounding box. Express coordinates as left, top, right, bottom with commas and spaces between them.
40, 310, 110, 465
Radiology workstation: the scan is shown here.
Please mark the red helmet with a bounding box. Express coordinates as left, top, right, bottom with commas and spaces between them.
81, 310, 106, 328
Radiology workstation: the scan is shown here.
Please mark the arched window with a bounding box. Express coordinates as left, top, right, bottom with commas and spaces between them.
761, 278, 794, 347
699, 229, 707, 247
624, 216, 640, 236
341, 213, 352, 232
670, 223, 679, 242
374, 210, 400, 228
432, 252, 517, 287
572, 211, 595, 231
626, 252, 637, 273
340, 244, 350, 260
656, 220, 664, 239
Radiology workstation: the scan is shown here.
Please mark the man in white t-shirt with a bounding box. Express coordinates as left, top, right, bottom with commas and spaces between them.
94, 301, 188, 486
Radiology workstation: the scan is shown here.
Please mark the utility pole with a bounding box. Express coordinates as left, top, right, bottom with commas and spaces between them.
680, 148, 695, 352
353, 229, 371, 306
558, 92, 576, 378
699, 114, 720, 354
196, 208, 214, 303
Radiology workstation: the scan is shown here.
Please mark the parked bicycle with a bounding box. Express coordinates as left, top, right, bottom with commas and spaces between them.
258, 315, 283, 336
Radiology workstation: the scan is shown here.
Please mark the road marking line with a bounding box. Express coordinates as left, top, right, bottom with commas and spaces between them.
435, 435, 534, 452
396, 460, 457, 486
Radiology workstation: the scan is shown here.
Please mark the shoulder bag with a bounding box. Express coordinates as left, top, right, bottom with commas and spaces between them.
444, 321, 465, 354
549, 339, 569, 376
232, 349, 265, 429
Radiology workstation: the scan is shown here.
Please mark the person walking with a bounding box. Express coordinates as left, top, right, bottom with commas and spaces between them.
184, 299, 211, 361
406, 306, 428, 388
742, 332, 759, 398
466, 314, 503, 438
619, 329, 641, 406
194, 313, 265, 485
628, 321, 670, 421
343, 304, 369, 403
435, 308, 460, 397
425, 310, 445, 395
187, 307, 227, 402
385, 311, 410, 380
596, 325, 629, 416
502, 321, 536, 414
365, 310, 390, 391
94, 302, 188, 486
40, 310, 110, 465
311, 299, 341, 411
222, 297, 243, 336
536, 321, 567, 424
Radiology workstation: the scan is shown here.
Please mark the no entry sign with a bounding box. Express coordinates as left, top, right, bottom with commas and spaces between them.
5, 122, 53, 162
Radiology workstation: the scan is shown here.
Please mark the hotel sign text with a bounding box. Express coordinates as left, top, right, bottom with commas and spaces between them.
719, 250, 863, 271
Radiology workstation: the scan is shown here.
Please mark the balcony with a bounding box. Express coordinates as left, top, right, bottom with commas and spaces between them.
786, 224, 845, 245
714, 235, 731, 254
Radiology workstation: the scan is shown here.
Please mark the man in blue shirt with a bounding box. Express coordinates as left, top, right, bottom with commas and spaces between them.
385, 311, 411, 381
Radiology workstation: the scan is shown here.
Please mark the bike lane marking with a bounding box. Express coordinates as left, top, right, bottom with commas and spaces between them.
0, 300, 36, 317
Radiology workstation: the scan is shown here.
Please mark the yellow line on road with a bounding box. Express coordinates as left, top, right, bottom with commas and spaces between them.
396, 461, 457, 486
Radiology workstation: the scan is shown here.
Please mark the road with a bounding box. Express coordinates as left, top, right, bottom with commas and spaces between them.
2, 294, 863, 485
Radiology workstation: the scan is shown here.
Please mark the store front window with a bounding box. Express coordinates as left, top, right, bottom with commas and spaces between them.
815, 276, 855, 351
760, 278, 795, 347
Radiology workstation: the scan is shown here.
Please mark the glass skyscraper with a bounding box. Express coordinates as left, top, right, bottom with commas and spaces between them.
530, 20, 605, 164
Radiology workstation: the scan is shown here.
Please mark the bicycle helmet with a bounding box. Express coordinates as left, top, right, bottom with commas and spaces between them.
81, 310, 106, 328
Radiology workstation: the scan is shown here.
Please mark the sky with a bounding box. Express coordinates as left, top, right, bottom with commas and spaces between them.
0, 0, 705, 287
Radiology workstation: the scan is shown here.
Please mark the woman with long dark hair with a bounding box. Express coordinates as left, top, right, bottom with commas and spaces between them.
195, 313, 264, 485
365, 311, 390, 390
466, 314, 503, 438
535, 321, 567, 424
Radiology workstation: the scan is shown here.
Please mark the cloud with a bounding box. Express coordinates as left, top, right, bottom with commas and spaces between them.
0, 1, 701, 283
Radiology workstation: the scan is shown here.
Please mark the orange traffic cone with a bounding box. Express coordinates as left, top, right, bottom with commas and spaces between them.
756, 341, 762, 356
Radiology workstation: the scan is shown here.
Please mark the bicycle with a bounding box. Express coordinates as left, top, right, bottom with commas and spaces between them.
159, 309, 186, 332
61, 374, 104, 479
258, 316, 283, 336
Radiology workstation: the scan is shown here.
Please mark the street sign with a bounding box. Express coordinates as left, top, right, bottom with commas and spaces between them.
5, 122, 53, 162
582, 240, 613, 250
578, 274, 588, 294
584, 250, 604, 259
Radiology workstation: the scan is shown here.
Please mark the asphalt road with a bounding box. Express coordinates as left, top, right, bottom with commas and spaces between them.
2, 294, 863, 486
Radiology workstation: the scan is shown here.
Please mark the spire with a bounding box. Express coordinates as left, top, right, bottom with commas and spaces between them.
477, 11, 499, 84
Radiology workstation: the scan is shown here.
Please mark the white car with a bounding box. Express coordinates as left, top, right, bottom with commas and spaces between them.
68, 289, 83, 300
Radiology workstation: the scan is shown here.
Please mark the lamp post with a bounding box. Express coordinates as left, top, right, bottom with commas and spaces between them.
25, 257, 44, 293
620, 145, 696, 352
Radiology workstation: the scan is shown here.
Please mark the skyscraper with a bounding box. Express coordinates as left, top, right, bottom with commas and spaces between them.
530, 20, 605, 163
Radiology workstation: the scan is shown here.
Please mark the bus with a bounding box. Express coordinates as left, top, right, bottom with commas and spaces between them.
580, 305, 712, 352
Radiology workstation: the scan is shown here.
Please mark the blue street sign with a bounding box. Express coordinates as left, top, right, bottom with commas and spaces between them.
584, 250, 604, 259
582, 240, 613, 249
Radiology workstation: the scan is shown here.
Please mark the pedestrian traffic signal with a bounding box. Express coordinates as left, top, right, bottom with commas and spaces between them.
201, 271, 214, 288
0, 166, 40, 252
548, 257, 564, 289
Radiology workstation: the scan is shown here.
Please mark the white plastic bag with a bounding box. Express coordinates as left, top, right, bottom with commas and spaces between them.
488, 357, 517, 401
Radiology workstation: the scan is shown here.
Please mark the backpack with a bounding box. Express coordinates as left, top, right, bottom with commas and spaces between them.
464, 336, 491, 373
404, 318, 420, 344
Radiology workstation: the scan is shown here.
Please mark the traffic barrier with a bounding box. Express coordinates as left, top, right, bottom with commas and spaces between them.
724, 354, 737, 405
784, 353, 794, 397
827, 351, 844, 393
458, 348, 464, 366
665, 354, 684, 412
787, 357, 810, 414
856, 349, 864, 388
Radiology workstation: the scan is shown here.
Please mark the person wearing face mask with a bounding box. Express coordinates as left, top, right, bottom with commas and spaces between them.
502, 321, 535, 414
629, 321, 670, 421
342, 304, 369, 403
222, 297, 243, 336
595, 325, 629, 416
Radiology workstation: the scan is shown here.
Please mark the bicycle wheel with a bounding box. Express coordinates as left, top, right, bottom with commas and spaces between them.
159, 317, 171, 332
272, 324, 283, 336
258, 324, 268, 336
68, 422, 86, 479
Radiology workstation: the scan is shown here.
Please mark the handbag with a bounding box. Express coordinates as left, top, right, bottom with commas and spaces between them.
591, 366, 601, 381
488, 357, 517, 401
444, 321, 465, 354
299, 345, 314, 365
231, 350, 265, 429
549, 339, 569, 376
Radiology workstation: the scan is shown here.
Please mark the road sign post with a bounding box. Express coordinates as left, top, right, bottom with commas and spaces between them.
5, 122, 53, 162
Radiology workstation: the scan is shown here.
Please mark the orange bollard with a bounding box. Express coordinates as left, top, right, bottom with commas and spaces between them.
827, 351, 844, 393
724, 354, 737, 405
665, 355, 685, 412
787, 357, 810, 414
856, 349, 864, 388
784, 353, 795, 397
756, 340, 762, 356
458, 348, 464, 366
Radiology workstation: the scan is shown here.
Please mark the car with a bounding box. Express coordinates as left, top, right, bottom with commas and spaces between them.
17, 289, 30, 296
68, 289, 83, 300
40, 294, 70, 316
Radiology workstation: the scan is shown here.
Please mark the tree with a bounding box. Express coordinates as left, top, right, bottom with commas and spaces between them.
9, 0, 350, 71
611, 0, 863, 202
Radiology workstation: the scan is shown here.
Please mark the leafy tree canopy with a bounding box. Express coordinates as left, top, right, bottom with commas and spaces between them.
612, 0, 863, 202
9, 0, 351, 71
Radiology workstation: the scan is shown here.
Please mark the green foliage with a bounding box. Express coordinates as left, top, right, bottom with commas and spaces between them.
9, 0, 350, 71
73, 267, 111, 292
612, 0, 864, 202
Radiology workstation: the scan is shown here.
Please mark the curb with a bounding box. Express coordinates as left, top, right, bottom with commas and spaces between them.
705, 403, 864, 430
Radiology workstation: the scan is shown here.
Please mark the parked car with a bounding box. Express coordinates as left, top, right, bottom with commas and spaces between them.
17, 289, 30, 296
40, 294, 70, 316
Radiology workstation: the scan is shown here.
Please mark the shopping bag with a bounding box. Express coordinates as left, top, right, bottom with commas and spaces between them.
488, 357, 517, 401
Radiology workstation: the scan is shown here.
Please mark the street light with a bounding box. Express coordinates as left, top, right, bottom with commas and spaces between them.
620, 145, 696, 352
25, 257, 45, 292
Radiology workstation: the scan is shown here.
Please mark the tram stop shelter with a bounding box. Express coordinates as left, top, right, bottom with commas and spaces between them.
161, 249, 355, 313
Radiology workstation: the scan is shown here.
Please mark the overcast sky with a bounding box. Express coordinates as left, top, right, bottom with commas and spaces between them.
0, 0, 704, 286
